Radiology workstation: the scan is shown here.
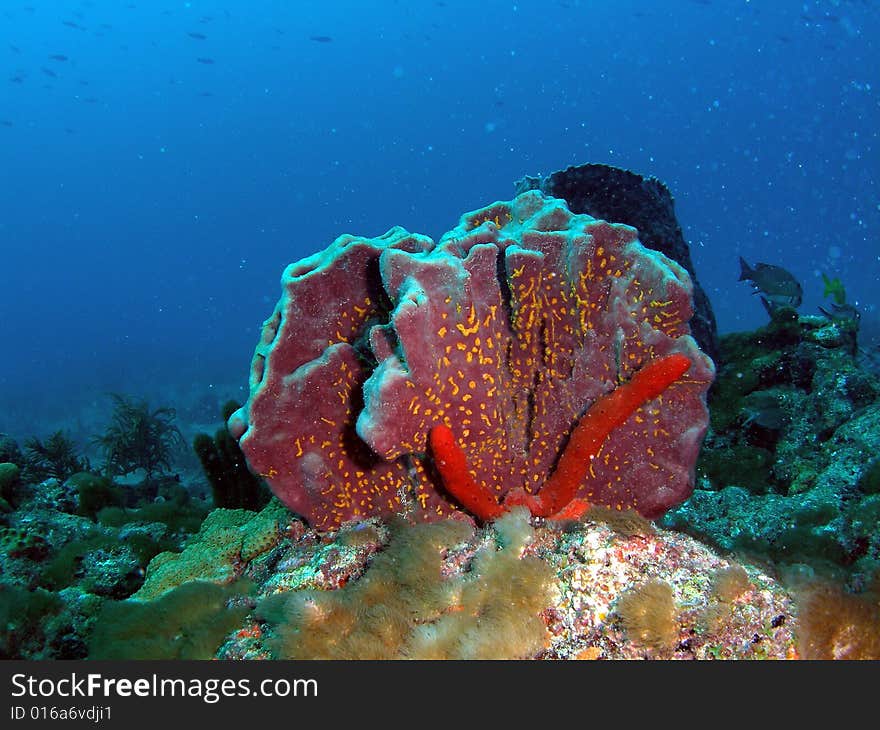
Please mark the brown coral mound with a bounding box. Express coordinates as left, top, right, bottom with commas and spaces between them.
710, 565, 752, 604
615, 578, 679, 652
257, 508, 556, 659
796, 581, 880, 660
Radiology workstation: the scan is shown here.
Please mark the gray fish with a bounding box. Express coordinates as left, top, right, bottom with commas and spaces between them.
741, 392, 789, 431
744, 405, 788, 431
819, 301, 861, 323
739, 257, 803, 308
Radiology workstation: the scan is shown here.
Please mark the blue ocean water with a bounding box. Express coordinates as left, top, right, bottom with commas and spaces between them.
0, 0, 876, 441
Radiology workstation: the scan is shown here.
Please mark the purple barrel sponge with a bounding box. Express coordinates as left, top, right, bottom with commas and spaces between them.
227, 229, 434, 530
230, 192, 714, 530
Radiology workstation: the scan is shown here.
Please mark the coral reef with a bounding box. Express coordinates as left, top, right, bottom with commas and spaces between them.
663, 308, 880, 583
0, 456, 213, 658
5, 177, 878, 661
132, 500, 289, 600
88, 580, 250, 660
231, 191, 713, 529
257, 508, 555, 659
4, 474, 860, 661
10, 490, 786, 661
207, 510, 799, 660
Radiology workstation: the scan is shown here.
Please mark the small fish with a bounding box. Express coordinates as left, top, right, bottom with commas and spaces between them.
187, 32, 207, 40
743, 404, 788, 431
818, 301, 861, 323
40, 66, 58, 78
0, 120, 13, 127
741, 392, 789, 431
739, 257, 803, 308
48, 54, 69, 61
196, 57, 215, 64
309, 35, 333, 43
821, 273, 847, 306
62, 20, 82, 29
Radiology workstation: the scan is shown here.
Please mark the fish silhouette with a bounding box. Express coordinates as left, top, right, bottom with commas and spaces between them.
738, 257, 803, 308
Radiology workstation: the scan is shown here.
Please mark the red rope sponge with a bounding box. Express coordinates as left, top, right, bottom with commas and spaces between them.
430, 353, 692, 522
428, 424, 505, 521
532, 353, 692, 518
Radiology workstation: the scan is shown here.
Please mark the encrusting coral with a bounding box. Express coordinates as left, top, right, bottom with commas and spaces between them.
230, 191, 714, 529
132, 500, 288, 601
88, 580, 250, 660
